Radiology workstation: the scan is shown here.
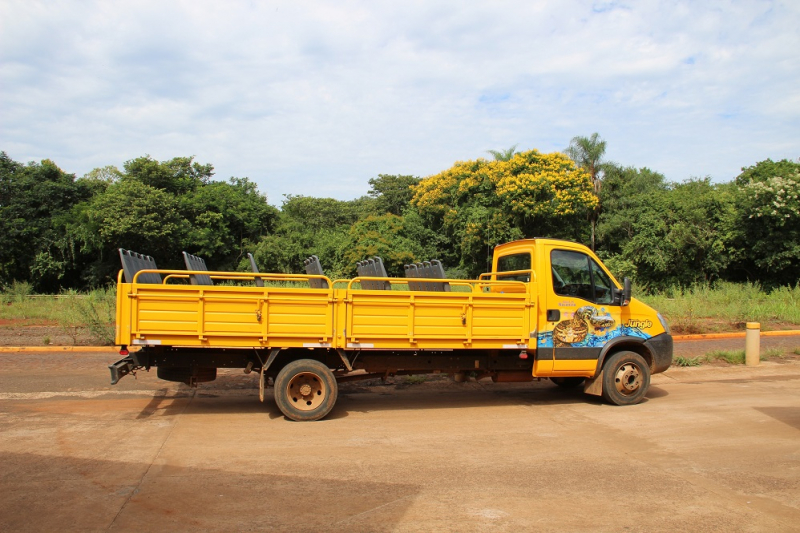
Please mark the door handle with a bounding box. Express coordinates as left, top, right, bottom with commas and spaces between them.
547, 309, 560, 322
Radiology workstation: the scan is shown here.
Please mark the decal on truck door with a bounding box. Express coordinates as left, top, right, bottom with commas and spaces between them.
538, 306, 650, 348
541, 248, 652, 369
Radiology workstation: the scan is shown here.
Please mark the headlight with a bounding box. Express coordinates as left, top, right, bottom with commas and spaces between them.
657, 312, 670, 335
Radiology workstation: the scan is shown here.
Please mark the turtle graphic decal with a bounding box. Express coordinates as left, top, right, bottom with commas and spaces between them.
553, 306, 615, 347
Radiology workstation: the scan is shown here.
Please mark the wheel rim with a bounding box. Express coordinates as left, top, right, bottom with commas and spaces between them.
286, 372, 327, 411
614, 362, 643, 396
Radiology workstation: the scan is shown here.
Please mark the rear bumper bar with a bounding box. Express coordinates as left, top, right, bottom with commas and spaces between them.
108, 351, 150, 385
108, 357, 137, 385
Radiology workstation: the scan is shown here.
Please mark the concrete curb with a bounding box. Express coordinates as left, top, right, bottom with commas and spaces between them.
1, 330, 799, 352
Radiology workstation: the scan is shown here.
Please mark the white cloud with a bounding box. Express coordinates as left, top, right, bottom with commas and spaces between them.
1, 0, 798, 203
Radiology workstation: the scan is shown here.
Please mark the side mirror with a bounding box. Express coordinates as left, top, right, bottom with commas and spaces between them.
623, 277, 631, 306
613, 277, 632, 306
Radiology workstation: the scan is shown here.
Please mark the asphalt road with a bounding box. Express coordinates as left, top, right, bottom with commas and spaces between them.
1, 344, 799, 532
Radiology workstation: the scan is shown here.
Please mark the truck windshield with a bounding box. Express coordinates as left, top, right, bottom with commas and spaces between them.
496, 253, 531, 282
551, 250, 613, 304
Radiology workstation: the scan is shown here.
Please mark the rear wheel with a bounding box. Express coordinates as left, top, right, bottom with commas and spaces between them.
274, 359, 338, 421
550, 377, 585, 388
601, 351, 650, 406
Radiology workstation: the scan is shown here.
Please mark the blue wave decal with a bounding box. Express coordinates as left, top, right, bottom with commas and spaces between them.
538, 324, 651, 349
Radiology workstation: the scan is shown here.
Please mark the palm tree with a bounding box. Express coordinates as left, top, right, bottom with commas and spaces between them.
486, 144, 519, 161
564, 133, 607, 251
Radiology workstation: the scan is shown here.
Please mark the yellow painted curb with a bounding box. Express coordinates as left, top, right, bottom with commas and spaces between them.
0, 346, 138, 353
673, 330, 800, 341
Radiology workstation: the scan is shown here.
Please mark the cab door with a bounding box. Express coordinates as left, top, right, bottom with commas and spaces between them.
543, 246, 618, 373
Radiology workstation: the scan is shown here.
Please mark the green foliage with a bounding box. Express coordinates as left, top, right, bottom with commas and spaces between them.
734, 158, 800, 186
679, 348, 783, 365
674, 356, 702, 367
2, 281, 33, 303
596, 165, 668, 254
486, 145, 519, 162
91, 179, 185, 255
123, 155, 214, 195
0, 153, 96, 291
565, 133, 607, 186
280, 194, 370, 231
597, 169, 734, 289
412, 150, 597, 276
763, 348, 786, 359
342, 214, 432, 277
1, 146, 798, 297
59, 288, 117, 345
704, 349, 746, 364
368, 174, 421, 216
180, 177, 278, 270
726, 168, 800, 287
50, 155, 275, 286
627, 179, 733, 288
252, 195, 369, 279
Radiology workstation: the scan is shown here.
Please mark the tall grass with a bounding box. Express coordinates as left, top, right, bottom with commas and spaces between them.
59, 288, 117, 345
640, 282, 800, 332
0, 286, 117, 344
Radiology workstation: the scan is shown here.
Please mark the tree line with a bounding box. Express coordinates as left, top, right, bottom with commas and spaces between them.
0, 139, 797, 293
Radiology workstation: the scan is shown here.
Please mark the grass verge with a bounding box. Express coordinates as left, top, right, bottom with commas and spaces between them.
640, 282, 800, 334
1, 286, 116, 345
675, 347, 791, 367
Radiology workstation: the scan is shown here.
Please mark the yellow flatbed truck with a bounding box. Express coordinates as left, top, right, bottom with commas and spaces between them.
110, 238, 672, 421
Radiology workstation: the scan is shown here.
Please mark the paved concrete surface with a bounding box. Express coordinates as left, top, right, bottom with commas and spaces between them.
1, 347, 799, 532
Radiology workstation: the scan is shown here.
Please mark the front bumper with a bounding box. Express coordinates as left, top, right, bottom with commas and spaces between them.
644, 333, 673, 374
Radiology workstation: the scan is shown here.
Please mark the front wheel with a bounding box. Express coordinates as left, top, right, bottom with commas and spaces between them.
274, 359, 338, 421
601, 351, 650, 406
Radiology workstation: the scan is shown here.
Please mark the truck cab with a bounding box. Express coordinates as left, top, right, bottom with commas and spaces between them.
492, 239, 673, 391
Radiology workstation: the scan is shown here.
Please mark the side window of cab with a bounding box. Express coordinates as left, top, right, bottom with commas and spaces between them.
496, 253, 532, 282
551, 250, 614, 304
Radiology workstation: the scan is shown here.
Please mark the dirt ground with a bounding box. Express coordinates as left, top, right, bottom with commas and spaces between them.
0, 325, 99, 347
1, 344, 800, 532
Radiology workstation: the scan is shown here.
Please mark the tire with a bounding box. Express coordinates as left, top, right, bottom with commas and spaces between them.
601, 351, 650, 406
274, 359, 338, 421
550, 377, 585, 388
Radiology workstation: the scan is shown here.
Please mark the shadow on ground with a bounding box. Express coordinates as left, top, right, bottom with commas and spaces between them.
0, 450, 419, 532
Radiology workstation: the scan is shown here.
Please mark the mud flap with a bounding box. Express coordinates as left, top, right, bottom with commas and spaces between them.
257, 348, 281, 403
583, 370, 604, 396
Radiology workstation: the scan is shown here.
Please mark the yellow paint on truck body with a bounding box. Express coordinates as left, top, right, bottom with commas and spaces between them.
116, 277, 531, 351
116, 239, 668, 378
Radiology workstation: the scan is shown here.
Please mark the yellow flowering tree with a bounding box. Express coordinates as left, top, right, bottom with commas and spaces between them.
411, 150, 597, 275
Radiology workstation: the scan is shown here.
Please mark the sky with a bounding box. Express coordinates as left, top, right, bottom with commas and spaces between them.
1, 0, 798, 205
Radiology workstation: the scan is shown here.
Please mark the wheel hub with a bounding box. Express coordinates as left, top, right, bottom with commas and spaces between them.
286, 372, 326, 411
614, 363, 642, 395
